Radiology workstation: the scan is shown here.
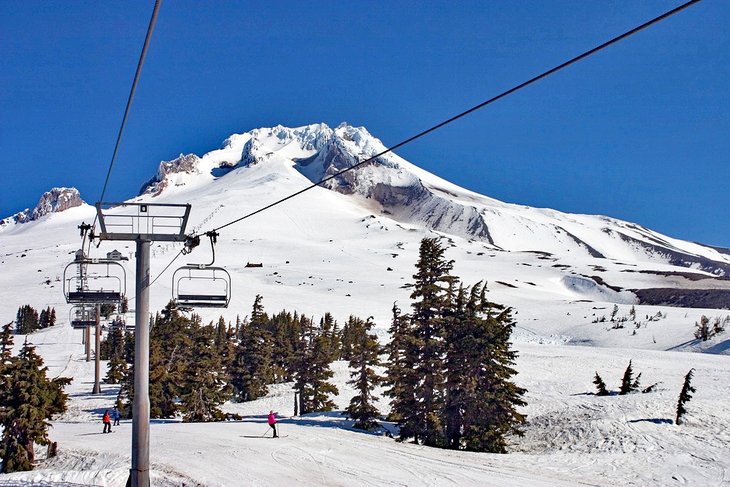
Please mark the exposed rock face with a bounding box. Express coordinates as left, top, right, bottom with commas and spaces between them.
1, 187, 84, 227
140, 153, 202, 195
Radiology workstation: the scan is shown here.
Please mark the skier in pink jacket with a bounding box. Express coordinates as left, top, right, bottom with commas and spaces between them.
268, 410, 278, 438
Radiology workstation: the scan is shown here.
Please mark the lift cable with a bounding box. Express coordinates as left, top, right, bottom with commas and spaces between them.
204, 0, 700, 235
91, 0, 162, 232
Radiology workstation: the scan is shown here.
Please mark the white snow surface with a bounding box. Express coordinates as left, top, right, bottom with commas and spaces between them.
2, 122, 730, 486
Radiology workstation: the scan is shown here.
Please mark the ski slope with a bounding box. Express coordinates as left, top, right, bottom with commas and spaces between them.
2, 122, 730, 485
1, 320, 729, 486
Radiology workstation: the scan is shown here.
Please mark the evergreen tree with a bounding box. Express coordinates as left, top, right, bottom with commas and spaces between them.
1, 322, 13, 360
293, 315, 339, 414
344, 317, 382, 431
104, 322, 127, 384
610, 304, 619, 322
268, 310, 299, 382
49, 308, 56, 327
443, 286, 469, 449
694, 315, 710, 341
619, 360, 640, 395
406, 238, 455, 446
180, 323, 231, 422
593, 372, 609, 396
15, 306, 39, 335
319, 313, 341, 362
0, 341, 71, 473
39, 309, 49, 329
454, 285, 526, 453
339, 315, 360, 362
384, 303, 418, 426
230, 296, 274, 402
0, 323, 15, 403
121, 304, 191, 419
213, 316, 233, 366
675, 368, 696, 425
100, 303, 116, 319
308, 319, 340, 412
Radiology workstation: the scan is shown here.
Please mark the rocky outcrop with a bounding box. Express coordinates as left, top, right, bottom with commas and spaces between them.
139, 153, 201, 195
1, 187, 84, 227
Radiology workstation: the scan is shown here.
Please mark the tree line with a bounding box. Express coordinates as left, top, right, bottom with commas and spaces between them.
14, 305, 56, 335
107, 237, 527, 454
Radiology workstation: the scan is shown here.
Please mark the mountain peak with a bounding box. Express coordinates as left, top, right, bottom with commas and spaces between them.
1, 187, 84, 227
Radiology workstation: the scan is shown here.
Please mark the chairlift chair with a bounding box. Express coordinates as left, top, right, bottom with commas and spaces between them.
172, 231, 231, 308
63, 256, 127, 304
69, 305, 96, 329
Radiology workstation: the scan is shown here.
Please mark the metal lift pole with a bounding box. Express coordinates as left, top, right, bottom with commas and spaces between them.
94, 201, 190, 487
92, 304, 102, 394
85, 325, 91, 362
131, 238, 151, 487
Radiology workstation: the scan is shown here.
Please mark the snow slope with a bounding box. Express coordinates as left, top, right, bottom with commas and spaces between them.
2, 122, 730, 486
1, 322, 728, 486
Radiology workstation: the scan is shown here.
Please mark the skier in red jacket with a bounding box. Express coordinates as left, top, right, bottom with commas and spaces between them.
102, 410, 112, 433
268, 410, 278, 438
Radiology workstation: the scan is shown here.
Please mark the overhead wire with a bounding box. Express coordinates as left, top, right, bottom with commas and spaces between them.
206, 0, 700, 235
147, 0, 701, 288
78, 0, 162, 302
91, 0, 162, 234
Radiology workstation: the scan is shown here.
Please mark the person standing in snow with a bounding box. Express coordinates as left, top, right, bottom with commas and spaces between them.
112, 406, 121, 426
268, 410, 278, 438
102, 410, 112, 433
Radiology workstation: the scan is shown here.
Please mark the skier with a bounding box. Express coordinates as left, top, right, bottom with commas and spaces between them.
102, 410, 112, 433
112, 406, 121, 426
268, 410, 278, 438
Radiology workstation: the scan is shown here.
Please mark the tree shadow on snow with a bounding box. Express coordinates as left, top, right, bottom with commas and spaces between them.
627, 418, 673, 425
245, 411, 397, 437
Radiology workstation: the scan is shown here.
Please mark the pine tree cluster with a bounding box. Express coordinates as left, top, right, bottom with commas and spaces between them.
385, 238, 527, 453
14, 305, 56, 335
0, 323, 71, 473
116, 296, 345, 422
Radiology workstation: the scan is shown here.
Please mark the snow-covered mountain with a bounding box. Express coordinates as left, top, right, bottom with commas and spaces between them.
3, 122, 730, 328
139, 123, 730, 277
0, 187, 84, 228
3, 123, 730, 487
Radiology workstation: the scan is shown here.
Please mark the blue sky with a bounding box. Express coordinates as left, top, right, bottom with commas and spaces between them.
1, 1, 728, 246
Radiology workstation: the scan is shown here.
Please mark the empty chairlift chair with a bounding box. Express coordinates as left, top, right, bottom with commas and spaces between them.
172, 231, 231, 308
63, 254, 127, 305
70, 305, 96, 329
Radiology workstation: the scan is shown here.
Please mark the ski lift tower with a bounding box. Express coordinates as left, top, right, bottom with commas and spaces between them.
96, 202, 190, 487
